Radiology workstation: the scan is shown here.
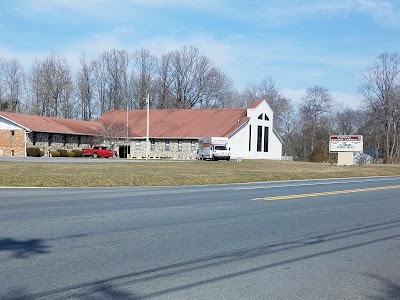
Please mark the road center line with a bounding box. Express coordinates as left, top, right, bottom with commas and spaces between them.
254, 185, 400, 201
236, 176, 400, 190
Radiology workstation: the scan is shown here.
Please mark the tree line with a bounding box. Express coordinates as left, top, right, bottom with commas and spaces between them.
0, 48, 399, 163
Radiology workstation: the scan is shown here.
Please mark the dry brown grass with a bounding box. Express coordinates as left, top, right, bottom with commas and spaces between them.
1, 159, 400, 187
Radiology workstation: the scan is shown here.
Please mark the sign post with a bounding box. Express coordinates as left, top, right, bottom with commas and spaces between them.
329, 135, 363, 165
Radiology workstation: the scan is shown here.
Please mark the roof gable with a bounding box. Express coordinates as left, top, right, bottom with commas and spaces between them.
0, 115, 30, 131
248, 99, 264, 109
246, 99, 273, 120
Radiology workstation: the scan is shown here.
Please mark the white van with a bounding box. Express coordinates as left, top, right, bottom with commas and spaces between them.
197, 137, 231, 161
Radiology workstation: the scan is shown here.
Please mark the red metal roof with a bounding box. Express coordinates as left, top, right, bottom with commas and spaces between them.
98, 108, 249, 138
0, 111, 101, 135
247, 99, 264, 109
0, 100, 265, 138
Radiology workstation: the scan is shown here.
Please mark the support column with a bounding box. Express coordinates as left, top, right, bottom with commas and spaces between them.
337, 152, 354, 166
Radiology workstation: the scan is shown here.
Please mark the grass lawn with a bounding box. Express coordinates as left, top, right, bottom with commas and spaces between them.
1, 159, 400, 187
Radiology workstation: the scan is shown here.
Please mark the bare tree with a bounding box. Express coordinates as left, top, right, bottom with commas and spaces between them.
77, 54, 96, 120
0, 58, 7, 111
131, 49, 157, 109
92, 49, 131, 114
154, 52, 174, 108
28, 53, 74, 118
359, 52, 400, 163
96, 119, 127, 158
299, 85, 334, 161
221, 89, 244, 108
0, 58, 24, 113
279, 103, 298, 157
238, 77, 292, 132
357, 109, 385, 162
335, 107, 360, 135
237, 85, 258, 108
199, 68, 233, 108
165, 46, 230, 108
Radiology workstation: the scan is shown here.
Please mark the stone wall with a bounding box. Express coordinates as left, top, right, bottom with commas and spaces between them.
0, 129, 25, 157
129, 139, 199, 159
25, 132, 199, 159
26, 132, 94, 155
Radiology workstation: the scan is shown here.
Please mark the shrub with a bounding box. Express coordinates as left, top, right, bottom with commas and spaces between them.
309, 146, 328, 163
67, 151, 75, 157
56, 149, 68, 157
71, 149, 82, 157
26, 147, 41, 157
40, 150, 45, 157
51, 150, 60, 157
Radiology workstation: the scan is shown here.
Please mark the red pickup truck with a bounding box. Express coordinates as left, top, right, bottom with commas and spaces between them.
81, 146, 117, 158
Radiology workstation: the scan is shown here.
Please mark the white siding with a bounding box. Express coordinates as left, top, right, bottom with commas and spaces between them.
228, 100, 282, 160
0, 117, 24, 130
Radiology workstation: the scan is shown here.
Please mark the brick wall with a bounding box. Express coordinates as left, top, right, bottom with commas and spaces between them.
0, 129, 25, 157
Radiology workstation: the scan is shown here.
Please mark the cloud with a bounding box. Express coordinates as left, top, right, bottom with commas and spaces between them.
331, 91, 364, 109
0, 46, 51, 69
249, 0, 400, 29
281, 88, 363, 109
12, 0, 400, 30
357, 0, 400, 29
127, 0, 219, 8
304, 0, 400, 29
18, 0, 104, 14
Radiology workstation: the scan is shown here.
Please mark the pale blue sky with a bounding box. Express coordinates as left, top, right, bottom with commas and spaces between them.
1, 0, 400, 109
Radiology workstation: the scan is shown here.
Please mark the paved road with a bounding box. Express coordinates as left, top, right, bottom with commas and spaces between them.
1, 176, 400, 299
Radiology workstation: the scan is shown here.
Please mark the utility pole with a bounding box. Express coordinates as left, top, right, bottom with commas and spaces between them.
146, 94, 150, 160
126, 98, 129, 159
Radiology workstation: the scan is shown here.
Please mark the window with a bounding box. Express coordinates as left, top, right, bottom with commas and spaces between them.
264, 127, 269, 152
151, 140, 155, 151
178, 140, 183, 151
165, 140, 170, 151
135, 141, 140, 150
215, 145, 227, 150
257, 126, 262, 152
191, 140, 196, 151
264, 114, 269, 121
249, 125, 252, 151
32, 132, 37, 145
11, 131, 15, 144
258, 113, 263, 120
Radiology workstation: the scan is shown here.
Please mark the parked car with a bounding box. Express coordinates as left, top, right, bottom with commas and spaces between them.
81, 146, 117, 158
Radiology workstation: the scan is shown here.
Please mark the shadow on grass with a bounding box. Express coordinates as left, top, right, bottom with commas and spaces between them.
0, 238, 50, 258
